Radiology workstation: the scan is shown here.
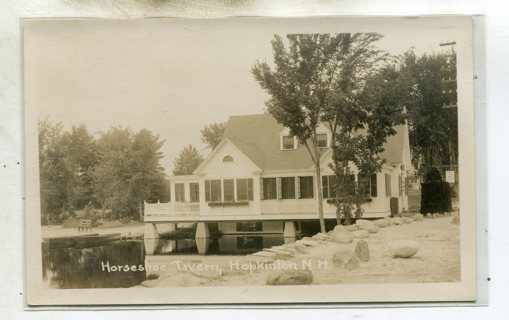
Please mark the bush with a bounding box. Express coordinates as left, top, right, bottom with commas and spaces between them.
420, 168, 452, 214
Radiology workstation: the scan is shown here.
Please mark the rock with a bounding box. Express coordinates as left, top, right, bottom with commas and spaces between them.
412, 214, 424, 221
297, 239, 320, 247
331, 232, 353, 244
364, 226, 379, 234
344, 256, 361, 270
252, 251, 277, 258
332, 225, 347, 233
393, 217, 403, 225
345, 224, 358, 231
390, 240, 419, 258
384, 217, 394, 225
332, 248, 353, 268
354, 240, 369, 262
266, 269, 313, 285
452, 215, 460, 225
351, 230, 369, 239
159, 274, 209, 287
438, 213, 445, 218
264, 248, 294, 257
374, 219, 388, 228
140, 279, 159, 288
294, 243, 309, 254
356, 219, 374, 228
312, 233, 331, 241
402, 217, 413, 224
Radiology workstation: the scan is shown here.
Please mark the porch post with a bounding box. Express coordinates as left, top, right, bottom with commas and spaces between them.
195, 222, 210, 239
144, 223, 159, 239
283, 221, 297, 243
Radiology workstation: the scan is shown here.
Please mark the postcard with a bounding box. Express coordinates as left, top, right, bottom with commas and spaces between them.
24, 16, 476, 305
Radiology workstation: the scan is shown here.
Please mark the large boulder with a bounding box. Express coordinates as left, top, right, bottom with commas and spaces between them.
390, 240, 419, 258
344, 256, 361, 270
392, 217, 403, 225
412, 214, 424, 221
374, 219, 388, 228
296, 239, 320, 247
364, 226, 379, 234
345, 224, 358, 232
332, 225, 347, 234
294, 243, 309, 254
356, 219, 374, 229
384, 217, 394, 225
354, 240, 369, 262
266, 269, 313, 285
312, 233, 331, 242
351, 230, 369, 239
331, 232, 353, 244
402, 217, 413, 224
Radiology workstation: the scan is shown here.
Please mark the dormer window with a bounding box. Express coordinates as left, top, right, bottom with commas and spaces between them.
281, 135, 296, 150
316, 133, 328, 148
223, 155, 233, 162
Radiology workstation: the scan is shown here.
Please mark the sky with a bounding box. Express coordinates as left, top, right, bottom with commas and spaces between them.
24, 17, 469, 174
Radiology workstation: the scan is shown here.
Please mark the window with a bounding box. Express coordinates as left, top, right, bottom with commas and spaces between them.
175, 183, 185, 202
189, 183, 199, 203
223, 155, 233, 162
205, 179, 222, 202
316, 134, 328, 148
299, 176, 314, 199
322, 175, 337, 199
282, 135, 295, 150
385, 174, 391, 197
223, 179, 235, 202
261, 178, 277, 200
280, 177, 295, 199
236, 222, 263, 232
236, 178, 254, 201
358, 174, 378, 197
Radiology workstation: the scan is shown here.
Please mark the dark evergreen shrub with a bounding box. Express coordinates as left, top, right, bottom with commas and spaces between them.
420, 167, 452, 214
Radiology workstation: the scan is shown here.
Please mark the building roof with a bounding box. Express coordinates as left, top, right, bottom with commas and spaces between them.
223, 113, 407, 171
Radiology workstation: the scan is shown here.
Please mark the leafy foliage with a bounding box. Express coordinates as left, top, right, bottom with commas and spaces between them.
400, 50, 458, 175
172, 145, 204, 176
200, 122, 226, 149
38, 121, 167, 224
252, 33, 391, 230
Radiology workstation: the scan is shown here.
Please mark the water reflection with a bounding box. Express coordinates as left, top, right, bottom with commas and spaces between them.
42, 234, 290, 289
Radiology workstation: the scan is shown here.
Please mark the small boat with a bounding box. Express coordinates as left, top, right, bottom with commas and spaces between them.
74, 233, 121, 248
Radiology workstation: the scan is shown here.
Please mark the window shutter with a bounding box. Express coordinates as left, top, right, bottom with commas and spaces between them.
296, 177, 301, 199
260, 178, 264, 200
277, 177, 282, 199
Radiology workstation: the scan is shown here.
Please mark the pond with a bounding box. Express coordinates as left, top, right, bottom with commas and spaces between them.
42, 234, 291, 289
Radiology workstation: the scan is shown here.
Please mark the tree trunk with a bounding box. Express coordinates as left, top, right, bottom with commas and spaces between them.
314, 158, 326, 233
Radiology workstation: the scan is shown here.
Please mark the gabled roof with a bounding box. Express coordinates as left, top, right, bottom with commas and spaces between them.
222, 113, 408, 171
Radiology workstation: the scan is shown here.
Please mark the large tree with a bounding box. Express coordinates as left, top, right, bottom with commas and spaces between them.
173, 145, 204, 176
400, 50, 458, 176
328, 63, 408, 224
252, 33, 387, 232
200, 122, 226, 149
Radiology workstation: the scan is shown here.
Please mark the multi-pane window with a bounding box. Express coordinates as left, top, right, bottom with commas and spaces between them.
280, 177, 296, 199
223, 179, 235, 202
236, 178, 254, 201
282, 136, 295, 150
189, 183, 199, 203
205, 179, 222, 202
316, 134, 328, 148
262, 178, 277, 200
175, 183, 185, 202
299, 176, 314, 199
322, 175, 337, 199
358, 174, 378, 197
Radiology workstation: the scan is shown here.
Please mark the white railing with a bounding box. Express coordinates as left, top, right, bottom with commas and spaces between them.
144, 201, 200, 217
